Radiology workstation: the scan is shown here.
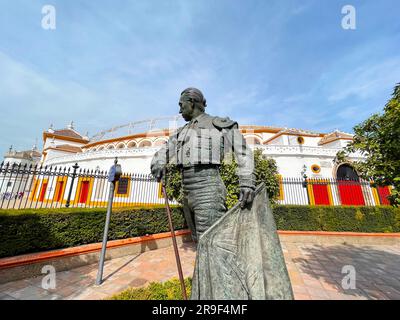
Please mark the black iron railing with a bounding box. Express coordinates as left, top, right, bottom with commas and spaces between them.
0, 162, 393, 210
278, 177, 392, 206
0, 162, 167, 210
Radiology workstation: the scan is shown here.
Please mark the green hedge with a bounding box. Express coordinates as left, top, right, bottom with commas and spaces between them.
0, 207, 185, 258
272, 205, 400, 233
1, 205, 399, 259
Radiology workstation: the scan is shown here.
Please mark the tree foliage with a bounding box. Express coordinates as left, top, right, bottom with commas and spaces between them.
339, 83, 400, 206
164, 148, 280, 209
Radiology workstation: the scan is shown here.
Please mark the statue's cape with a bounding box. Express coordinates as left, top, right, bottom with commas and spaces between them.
190, 184, 294, 300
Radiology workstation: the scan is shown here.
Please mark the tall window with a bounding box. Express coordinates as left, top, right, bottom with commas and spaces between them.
117, 177, 129, 195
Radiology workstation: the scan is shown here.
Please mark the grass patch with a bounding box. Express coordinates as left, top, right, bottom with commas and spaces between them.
108, 278, 192, 300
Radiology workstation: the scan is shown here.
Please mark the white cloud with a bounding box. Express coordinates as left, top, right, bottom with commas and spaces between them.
327, 59, 400, 103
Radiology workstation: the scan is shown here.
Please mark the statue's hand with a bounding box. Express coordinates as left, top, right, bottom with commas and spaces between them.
151, 166, 165, 183
239, 187, 255, 209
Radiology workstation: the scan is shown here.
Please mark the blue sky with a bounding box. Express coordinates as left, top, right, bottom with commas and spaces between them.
0, 0, 399, 156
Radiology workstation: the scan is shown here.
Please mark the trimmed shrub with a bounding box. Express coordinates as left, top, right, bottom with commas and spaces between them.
0, 207, 185, 258
1, 205, 399, 259
272, 205, 400, 233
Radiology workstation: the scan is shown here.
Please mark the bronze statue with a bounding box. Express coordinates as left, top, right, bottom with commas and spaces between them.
151, 88, 256, 242
151, 88, 293, 300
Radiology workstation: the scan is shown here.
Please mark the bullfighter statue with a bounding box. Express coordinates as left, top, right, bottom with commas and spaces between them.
151, 88, 293, 300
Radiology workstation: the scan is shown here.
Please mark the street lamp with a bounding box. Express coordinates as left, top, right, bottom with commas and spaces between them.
301, 165, 307, 181
301, 164, 310, 204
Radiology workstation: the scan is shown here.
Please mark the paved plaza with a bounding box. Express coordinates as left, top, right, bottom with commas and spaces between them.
1, 241, 400, 300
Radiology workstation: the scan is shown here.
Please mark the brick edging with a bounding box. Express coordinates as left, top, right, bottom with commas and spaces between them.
277, 230, 400, 237
1, 230, 399, 270
0, 229, 191, 270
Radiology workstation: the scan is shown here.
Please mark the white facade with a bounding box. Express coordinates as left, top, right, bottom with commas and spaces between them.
1, 147, 41, 196
3, 120, 381, 209
36, 122, 362, 180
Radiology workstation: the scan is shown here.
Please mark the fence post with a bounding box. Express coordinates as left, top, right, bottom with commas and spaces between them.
65, 163, 79, 208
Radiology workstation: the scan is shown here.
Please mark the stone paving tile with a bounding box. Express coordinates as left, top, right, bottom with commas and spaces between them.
0, 293, 17, 300
6, 285, 51, 300
294, 293, 312, 300
54, 270, 89, 284
1, 241, 400, 300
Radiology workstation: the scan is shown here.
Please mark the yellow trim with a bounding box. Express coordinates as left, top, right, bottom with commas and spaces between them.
370, 183, 381, 205
53, 177, 68, 202
311, 164, 321, 174
29, 177, 39, 200
37, 178, 49, 201
74, 177, 94, 206
158, 183, 168, 199
277, 175, 284, 200
307, 182, 315, 205
115, 176, 131, 198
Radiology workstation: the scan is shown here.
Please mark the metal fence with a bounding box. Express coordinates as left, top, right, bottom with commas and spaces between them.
277, 177, 392, 206
0, 162, 169, 210
0, 162, 393, 210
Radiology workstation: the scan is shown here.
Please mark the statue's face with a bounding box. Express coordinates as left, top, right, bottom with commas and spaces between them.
179, 96, 194, 121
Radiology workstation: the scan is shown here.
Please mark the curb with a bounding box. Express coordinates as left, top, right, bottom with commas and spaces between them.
0, 230, 192, 270
1, 230, 399, 270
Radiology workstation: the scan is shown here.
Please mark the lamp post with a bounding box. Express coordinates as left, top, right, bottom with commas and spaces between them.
301, 165, 310, 205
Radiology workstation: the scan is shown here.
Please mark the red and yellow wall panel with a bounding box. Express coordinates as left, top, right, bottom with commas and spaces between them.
307, 179, 333, 206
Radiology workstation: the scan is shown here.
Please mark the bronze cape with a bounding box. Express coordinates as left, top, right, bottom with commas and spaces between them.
190, 184, 294, 300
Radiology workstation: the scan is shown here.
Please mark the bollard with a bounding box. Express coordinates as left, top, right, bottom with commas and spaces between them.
96, 158, 122, 286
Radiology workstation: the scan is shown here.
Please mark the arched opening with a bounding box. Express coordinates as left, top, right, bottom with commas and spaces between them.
107, 145, 115, 150
116, 143, 125, 149
127, 141, 137, 148
336, 164, 359, 181
336, 163, 365, 205
139, 140, 152, 148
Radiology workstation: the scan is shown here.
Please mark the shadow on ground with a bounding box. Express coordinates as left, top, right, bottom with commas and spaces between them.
292, 244, 400, 299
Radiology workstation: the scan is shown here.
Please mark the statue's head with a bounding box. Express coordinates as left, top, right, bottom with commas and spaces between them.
179, 87, 207, 121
